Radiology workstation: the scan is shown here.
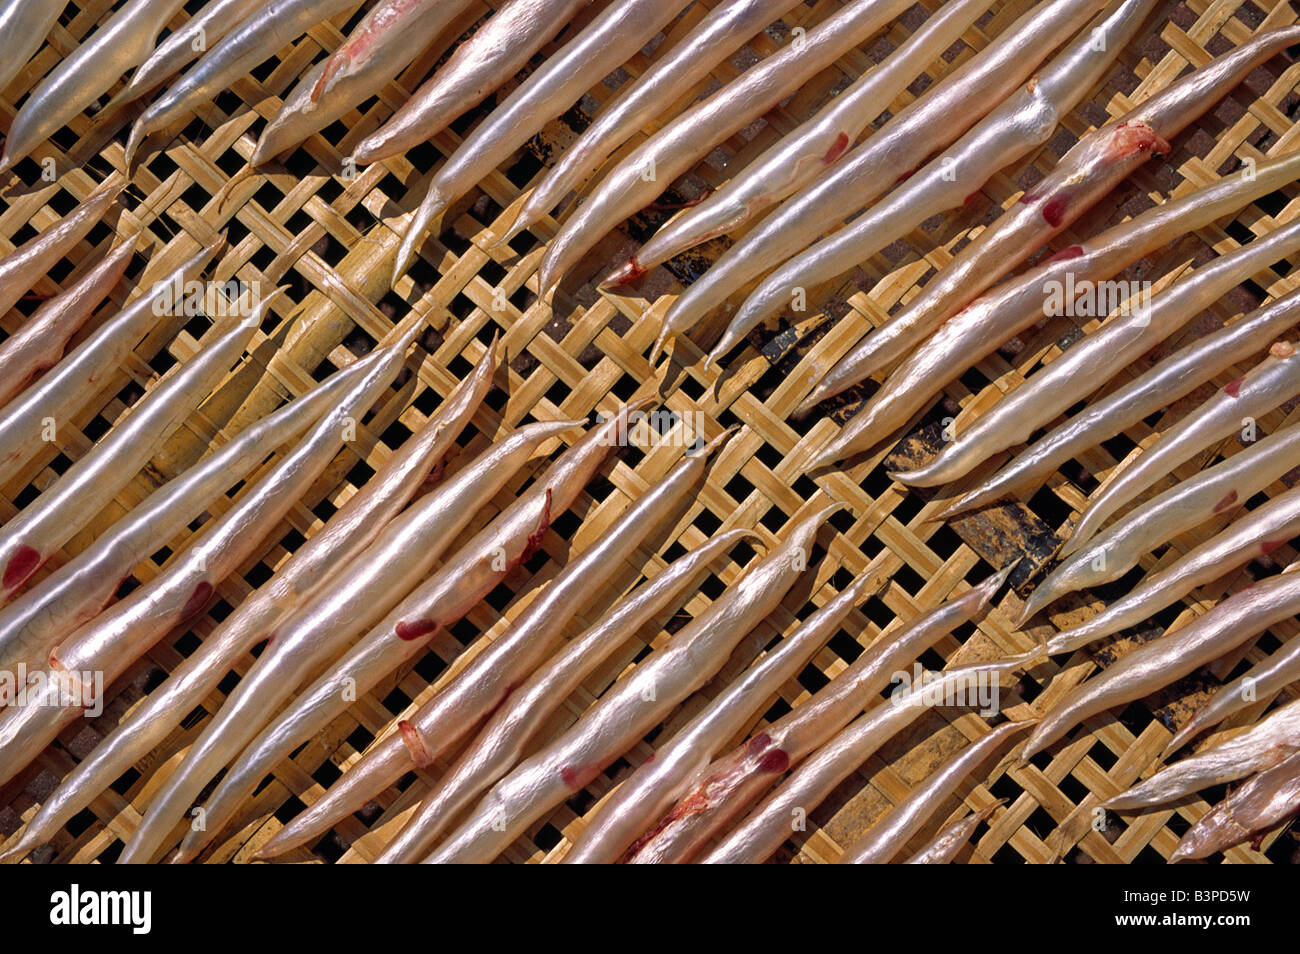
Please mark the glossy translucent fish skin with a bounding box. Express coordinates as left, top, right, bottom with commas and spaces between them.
0, 341, 499, 864
370, 528, 759, 865
0, 0, 189, 173
0, 347, 377, 704
536, 0, 917, 299
1171, 748, 1300, 861
0, 184, 122, 319
695, 663, 1024, 865
1063, 342, 1300, 555
0, 0, 65, 93
614, 0, 991, 283
0, 344, 406, 790
813, 150, 1300, 467
259, 428, 737, 860
125, 0, 364, 164
811, 25, 1300, 401
1163, 574, 1300, 756
168, 406, 640, 864
1046, 484, 1300, 655
897, 252, 1300, 494
252, 0, 475, 165
940, 275, 1300, 518
109, 0, 266, 108
1107, 697, 1300, 810
352, 0, 593, 165
45, 342, 407, 672
564, 570, 885, 865
1019, 422, 1300, 625
0, 239, 220, 490
0, 305, 264, 606
425, 504, 840, 864
624, 565, 1014, 864
707, 0, 1155, 369
394, 0, 695, 282
0, 237, 137, 410
837, 720, 1031, 864
502, 0, 806, 244
903, 800, 1002, 864
647, 0, 1108, 362
122, 418, 580, 865
1021, 568, 1300, 761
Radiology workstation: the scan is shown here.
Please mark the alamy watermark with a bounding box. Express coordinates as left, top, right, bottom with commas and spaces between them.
889, 664, 1000, 716
0, 664, 103, 717
151, 277, 261, 318
1043, 273, 1153, 325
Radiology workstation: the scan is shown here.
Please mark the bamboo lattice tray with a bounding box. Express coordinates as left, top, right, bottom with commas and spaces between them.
2, 0, 1299, 864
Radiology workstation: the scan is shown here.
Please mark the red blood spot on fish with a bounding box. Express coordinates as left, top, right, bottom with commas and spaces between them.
1104, 121, 1171, 161
1044, 245, 1084, 265
180, 581, 214, 620
758, 750, 790, 773
606, 260, 647, 287
823, 132, 850, 165
489, 681, 521, 716
560, 762, 600, 791
745, 732, 772, 756
1041, 194, 1070, 228
520, 489, 552, 565
1224, 377, 1245, 398
894, 167, 915, 185
1018, 188, 1041, 206
2, 545, 41, 591
1213, 490, 1239, 515
1261, 538, 1287, 554
399, 721, 433, 768
395, 618, 439, 642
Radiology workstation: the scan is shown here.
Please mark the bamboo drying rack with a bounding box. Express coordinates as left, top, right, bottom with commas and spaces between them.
1, 0, 1298, 864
